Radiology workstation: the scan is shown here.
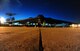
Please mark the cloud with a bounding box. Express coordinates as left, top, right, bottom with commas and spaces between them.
17, 0, 22, 6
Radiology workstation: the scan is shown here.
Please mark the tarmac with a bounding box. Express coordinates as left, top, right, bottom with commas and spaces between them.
0, 27, 80, 51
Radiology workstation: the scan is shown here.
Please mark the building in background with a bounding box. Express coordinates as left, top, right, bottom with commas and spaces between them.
6, 15, 77, 27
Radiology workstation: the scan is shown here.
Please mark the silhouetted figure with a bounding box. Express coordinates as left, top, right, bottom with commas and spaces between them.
38, 23, 41, 27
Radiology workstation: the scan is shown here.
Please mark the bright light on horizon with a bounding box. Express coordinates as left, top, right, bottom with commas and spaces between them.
70, 24, 80, 28
70, 24, 78, 28
0, 17, 6, 24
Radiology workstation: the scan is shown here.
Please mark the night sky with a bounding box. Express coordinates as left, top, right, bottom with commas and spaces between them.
0, 0, 80, 23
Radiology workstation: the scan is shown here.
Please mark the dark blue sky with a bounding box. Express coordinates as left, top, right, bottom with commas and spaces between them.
0, 0, 80, 23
